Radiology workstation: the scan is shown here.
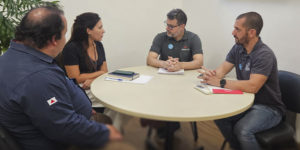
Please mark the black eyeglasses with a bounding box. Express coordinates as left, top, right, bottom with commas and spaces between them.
164, 21, 180, 29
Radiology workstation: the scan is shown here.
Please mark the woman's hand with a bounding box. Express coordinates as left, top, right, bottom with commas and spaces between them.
82, 79, 94, 90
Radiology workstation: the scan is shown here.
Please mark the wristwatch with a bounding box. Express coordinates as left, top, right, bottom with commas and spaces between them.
220, 79, 226, 88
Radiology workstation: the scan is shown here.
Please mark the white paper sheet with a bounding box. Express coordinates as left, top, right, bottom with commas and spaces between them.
105, 75, 153, 84
158, 68, 184, 75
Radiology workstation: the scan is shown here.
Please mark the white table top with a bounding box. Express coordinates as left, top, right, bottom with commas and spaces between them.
91, 66, 254, 122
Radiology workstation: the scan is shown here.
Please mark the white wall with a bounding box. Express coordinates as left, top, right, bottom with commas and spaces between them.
60, 0, 300, 142
184, 0, 300, 76
60, 0, 300, 74
60, 0, 182, 70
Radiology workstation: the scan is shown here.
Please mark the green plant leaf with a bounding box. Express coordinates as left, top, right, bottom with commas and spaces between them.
0, 0, 60, 52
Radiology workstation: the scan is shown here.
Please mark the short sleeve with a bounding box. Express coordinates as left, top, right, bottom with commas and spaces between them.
96, 41, 106, 61
251, 51, 274, 76
62, 42, 81, 66
190, 34, 203, 55
150, 33, 164, 54
226, 45, 238, 65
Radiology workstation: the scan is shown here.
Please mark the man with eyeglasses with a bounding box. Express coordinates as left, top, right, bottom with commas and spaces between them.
143, 8, 203, 144
147, 8, 203, 72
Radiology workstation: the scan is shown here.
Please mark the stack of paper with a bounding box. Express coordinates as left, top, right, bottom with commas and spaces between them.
105, 75, 153, 84
158, 68, 184, 75
194, 84, 212, 94
194, 83, 243, 95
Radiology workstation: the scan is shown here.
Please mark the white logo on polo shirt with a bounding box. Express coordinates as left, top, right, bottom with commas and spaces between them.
47, 97, 58, 106
245, 62, 251, 71
181, 45, 190, 51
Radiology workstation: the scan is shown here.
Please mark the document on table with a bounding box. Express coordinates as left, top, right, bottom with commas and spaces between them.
158, 68, 184, 75
105, 75, 153, 84
194, 83, 243, 95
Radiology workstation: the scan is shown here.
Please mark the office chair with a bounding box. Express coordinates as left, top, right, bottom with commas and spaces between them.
0, 125, 21, 150
220, 70, 300, 150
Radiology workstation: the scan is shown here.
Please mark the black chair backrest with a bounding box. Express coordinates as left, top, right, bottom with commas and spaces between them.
0, 125, 21, 150
278, 70, 300, 113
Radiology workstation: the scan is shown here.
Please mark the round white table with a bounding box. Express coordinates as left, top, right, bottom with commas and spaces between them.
91, 66, 254, 122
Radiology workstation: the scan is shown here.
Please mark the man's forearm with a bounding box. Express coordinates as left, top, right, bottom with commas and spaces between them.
147, 57, 166, 68
224, 80, 260, 93
215, 61, 234, 79
179, 60, 202, 70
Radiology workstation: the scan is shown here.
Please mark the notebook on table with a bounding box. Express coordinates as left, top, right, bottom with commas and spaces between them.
106, 70, 140, 81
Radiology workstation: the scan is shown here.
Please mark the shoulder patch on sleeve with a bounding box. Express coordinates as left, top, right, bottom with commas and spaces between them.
47, 97, 58, 106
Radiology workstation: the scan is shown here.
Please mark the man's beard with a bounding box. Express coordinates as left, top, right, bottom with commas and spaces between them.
234, 33, 249, 46
167, 31, 179, 38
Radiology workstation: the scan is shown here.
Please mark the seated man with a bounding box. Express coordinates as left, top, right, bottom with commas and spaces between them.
144, 8, 203, 139
147, 8, 203, 71
0, 6, 125, 150
201, 12, 285, 150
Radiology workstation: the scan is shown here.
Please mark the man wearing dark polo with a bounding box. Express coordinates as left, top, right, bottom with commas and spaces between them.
147, 8, 203, 72
144, 8, 204, 142
201, 12, 285, 150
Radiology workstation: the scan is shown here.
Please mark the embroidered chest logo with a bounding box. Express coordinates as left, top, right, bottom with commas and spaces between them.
245, 62, 251, 71
239, 62, 251, 71
47, 97, 58, 106
181, 45, 190, 51
168, 43, 174, 50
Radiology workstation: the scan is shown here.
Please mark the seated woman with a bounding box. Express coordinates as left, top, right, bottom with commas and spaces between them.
62, 12, 107, 113
61, 12, 130, 131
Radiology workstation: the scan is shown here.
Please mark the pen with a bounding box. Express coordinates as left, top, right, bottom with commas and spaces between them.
197, 73, 203, 78
105, 77, 123, 81
197, 85, 205, 89
197, 83, 209, 89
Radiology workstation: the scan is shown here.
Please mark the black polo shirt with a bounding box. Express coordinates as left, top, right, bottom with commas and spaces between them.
226, 38, 285, 115
150, 30, 203, 61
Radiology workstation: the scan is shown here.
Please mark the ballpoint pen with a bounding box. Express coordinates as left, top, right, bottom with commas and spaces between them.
195, 83, 212, 94
105, 77, 123, 82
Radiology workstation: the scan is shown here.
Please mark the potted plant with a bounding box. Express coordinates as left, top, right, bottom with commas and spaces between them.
0, 0, 59, 55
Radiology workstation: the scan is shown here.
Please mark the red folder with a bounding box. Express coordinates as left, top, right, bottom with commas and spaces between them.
212, 89, 243, 94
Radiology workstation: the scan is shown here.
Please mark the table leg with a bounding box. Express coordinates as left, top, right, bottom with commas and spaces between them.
191, 122, 198, 142
164, 122, 174, 150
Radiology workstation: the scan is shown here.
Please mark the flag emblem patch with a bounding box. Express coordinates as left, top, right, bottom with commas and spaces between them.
47, 97, 57, 106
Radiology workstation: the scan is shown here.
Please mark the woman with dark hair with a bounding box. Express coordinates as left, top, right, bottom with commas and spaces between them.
62, 12, 107, 112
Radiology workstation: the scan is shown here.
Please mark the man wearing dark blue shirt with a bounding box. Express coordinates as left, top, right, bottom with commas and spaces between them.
0, 6, 123, 150
200, 12, 285, 150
